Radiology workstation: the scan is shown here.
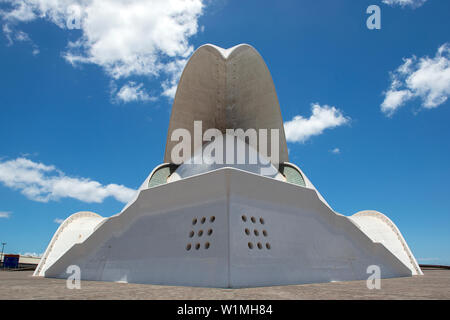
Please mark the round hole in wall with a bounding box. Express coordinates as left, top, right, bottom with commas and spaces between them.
259, 217, 265, 224
210, 216, 216, 223
266, 243, 271, 249
205, 242, 210, 249
189, 230, 195, 238
254, 229, 259, 236
186, 243, 192, 251
195, 243, 200, 250
192, 218, 197, 225
201, 217, 206, 224
257, 242, 263, 249
198, 230, 203, 237
248, 242, 254, 249
207, 229, 213, 236
245, 228, 250, 235
262, 230, 268, 237
242, 215, 247, 222
251, 216, 256, 223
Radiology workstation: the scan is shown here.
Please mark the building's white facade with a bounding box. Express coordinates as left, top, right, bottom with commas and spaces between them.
34, 44, 422, 287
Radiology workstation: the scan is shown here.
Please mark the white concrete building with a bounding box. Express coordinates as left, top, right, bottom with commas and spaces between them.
34, 44, 422, 287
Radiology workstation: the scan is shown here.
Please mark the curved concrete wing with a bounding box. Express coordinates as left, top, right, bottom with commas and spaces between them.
34, 211, 106, 276
164, 44, 289, 165
349, 210, 422, 275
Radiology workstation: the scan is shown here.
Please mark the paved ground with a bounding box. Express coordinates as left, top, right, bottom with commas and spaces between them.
0, 269, 449, 300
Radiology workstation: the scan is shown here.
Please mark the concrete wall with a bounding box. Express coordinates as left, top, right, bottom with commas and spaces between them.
43, 168, 412, 287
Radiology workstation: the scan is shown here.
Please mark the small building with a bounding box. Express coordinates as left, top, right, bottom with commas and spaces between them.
1, 254, 40, 270
2, 254, 19, 268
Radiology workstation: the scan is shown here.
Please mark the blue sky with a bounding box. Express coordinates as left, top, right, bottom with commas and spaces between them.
0, 0, 449, 265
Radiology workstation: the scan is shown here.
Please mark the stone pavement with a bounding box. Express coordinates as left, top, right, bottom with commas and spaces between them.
0, 269, 448, 300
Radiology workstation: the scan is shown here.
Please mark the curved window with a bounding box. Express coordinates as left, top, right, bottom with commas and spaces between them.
172, 134, 281, 180
280, 163, 306, 187
148, 164, 179, 188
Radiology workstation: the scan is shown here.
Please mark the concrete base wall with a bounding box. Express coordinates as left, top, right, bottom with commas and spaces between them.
42, 168, 414, 288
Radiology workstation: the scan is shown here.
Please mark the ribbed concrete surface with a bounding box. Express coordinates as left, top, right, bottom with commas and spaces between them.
163, 44, 289, 165
0, 270, 448, 300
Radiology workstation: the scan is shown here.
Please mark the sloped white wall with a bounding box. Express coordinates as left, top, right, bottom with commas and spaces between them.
34, 211, 105, 276
43, 168, 414, 287
349, 211, 422, 275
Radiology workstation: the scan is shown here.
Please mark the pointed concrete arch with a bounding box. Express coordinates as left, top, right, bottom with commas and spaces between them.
34, 211, 105, 276
349, 210, 422, 275
164, 44, 289, 165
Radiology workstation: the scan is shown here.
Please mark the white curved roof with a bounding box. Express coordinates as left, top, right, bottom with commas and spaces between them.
169, 133, 285, 182
33, 211, 105, 276
349, 210, 422, 275
164, 44, 289, 165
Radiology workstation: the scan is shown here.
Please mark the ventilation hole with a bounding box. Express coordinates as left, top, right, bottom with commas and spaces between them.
259, 217, 265, 224
205, 242, 210, 249
207, 229, 213, 236
245, 228, 250, 235
254, 229, 259, 236
210, 216, 216, 223
201, 217, 206, 224
242, 215, 247, 222
195, 243, 200, 250
192, 218, 197, 225
198, 230, 203, 237
189, 230, 195, 238
263, 230, 268, 237
257, 242, 263, 249
248, 242, 254, 249
266, 243, 271, 249
251, 216, 256, 223
186, 243, 192, 251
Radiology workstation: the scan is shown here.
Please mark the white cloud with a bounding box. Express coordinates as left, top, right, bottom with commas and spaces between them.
381, 43, 450, 116
21, 252, 42, 258
2, 23, 39, 54
0, 211, 11, 218
161, 58, 188, 99
284, 103, 350, 143
382, 0, 427, 8
330, 148, 341, 154
0, 157, 136, 203
381, 89, 413, 114
1, 0, 206, 101
0, 1, 36, 22
54, 218, 64, 224
417, 257, 440, 262
114, 81, 155, 103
